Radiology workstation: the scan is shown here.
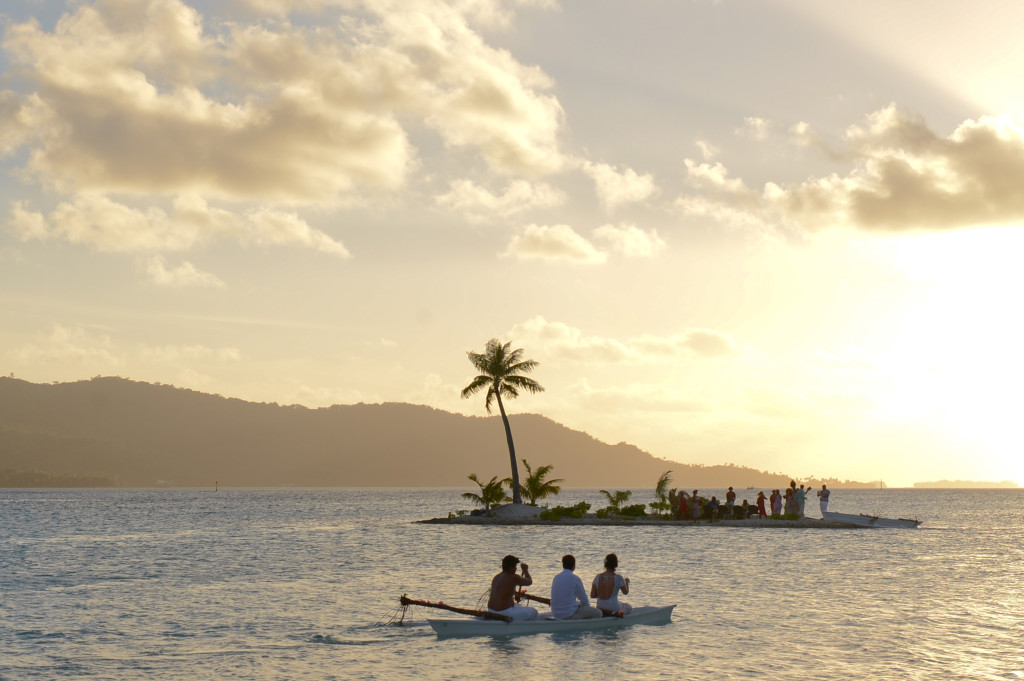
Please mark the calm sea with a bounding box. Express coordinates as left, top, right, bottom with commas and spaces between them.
1, 487, 1021, 680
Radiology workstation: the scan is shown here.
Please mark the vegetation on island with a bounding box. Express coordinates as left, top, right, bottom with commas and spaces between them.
461, 339, 544, 505
649, 470, 673, 516
454, 468, 837, 523
461, 473, 509, 510
516, 459, 563, 504
461, 459, 564, 511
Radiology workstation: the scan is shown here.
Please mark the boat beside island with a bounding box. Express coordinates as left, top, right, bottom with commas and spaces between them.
822, 510, 922, 528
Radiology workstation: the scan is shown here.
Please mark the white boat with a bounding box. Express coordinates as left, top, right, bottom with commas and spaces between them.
427, 604, 675, 637
822, 510, 922, 528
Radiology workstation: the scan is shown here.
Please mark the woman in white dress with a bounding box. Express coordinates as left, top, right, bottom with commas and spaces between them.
590, 553, 632, 616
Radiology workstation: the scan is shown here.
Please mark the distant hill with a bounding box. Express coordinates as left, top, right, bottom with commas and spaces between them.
0, 376, 866, 489
913, 480, 1019, 489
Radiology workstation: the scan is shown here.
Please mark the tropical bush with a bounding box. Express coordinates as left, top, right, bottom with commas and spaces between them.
461, 473, 510, 510
515, 459, 564, 505
648, 470, 673, 516
539, 501, 590, 520
619, 503, 647, 517
598, 489, 632, 515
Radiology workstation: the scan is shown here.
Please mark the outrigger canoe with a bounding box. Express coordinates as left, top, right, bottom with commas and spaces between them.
822, 510, 922, 528
427, 605, 675, 637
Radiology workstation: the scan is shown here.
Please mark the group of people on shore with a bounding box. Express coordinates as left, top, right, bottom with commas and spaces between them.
669, 482, 830, 521
487, 553, 631, 621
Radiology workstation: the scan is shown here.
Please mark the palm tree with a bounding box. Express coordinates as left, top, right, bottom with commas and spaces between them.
650, 470, 673, 516
516, 459, 564, 505
599, 489, 633, 514
462, 473, 510, 510
461, 339, 544, 505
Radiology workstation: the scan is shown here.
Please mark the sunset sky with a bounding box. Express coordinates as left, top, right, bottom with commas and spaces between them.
2, 0, 1022, 487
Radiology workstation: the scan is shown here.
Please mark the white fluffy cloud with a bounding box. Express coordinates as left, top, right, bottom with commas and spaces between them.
770, 106, 1024, 231
436, 179, 565, 222
9, 195, 349, 257
579, 161, 658, 212
143, 255, 226, 288
593, 223, 665, 257
502, 222, 664, 263
502, 224, 606, 263
677, 106, 1024, 234
2, 0, 567, 199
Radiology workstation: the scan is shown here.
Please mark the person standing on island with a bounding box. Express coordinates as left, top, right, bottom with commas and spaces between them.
756, 490, 768, 518
725, 486, 737, 517
591, 553, 632, 617
487, 555, 538, 621
817, 484, 830, 517
550, 555, 602, 620
691, 490, 701, 521
795, 484, 807, 518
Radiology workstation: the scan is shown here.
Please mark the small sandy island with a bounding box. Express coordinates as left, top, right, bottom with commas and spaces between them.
419, 503, 860, 528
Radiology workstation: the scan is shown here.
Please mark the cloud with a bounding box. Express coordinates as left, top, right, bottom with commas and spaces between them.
0, 90, 48, 155
9, 194, 350, 258
769, 106, 1024, 232
510, 317, 632, 361
143, 255, 226, 288
9, 324, 122, 369
502, 224, 606, 263
593, 223, 666, 257
246, 207, 351, 257
695, 139, 719, 160
579, 161, 658, 212
683, 159, 752, 195
674, 159, 771, 232
435, 178, 565, 222
738, 116, 772, 141
353, 0, 566, 175
1, 0, 566, 204
510, 316, 740, 362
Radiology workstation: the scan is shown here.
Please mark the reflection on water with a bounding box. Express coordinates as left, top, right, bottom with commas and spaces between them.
1, 487, 1022, 681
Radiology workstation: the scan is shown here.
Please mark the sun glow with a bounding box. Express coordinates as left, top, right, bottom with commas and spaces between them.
868, 228, 1024, 484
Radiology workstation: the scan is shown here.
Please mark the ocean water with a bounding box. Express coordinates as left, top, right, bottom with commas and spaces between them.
1, 487, 1022, 681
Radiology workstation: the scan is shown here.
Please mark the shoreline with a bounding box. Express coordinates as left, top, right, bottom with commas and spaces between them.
417, 515, 860, 528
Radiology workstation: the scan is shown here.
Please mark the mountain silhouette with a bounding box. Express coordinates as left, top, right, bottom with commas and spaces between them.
0, 376, 821, 489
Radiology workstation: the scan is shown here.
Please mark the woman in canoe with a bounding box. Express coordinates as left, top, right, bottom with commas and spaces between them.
591, 553, 632, 616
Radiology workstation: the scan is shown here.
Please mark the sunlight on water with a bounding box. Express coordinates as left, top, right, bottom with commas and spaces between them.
1, 487, 1022, 680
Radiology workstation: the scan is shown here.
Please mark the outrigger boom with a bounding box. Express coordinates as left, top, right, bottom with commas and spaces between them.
398, 595, 512, 622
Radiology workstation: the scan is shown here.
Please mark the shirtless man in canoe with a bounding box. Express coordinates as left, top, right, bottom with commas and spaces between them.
487, 555, 538, 621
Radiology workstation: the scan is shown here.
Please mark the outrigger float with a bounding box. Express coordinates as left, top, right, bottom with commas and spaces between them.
822, 510, 922, 528
396, 595, 675, 638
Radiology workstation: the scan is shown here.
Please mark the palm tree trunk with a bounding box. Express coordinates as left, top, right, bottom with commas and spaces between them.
494, 392, 522, 504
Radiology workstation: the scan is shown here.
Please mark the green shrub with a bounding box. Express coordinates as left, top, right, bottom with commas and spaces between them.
619, 503, 647, 517
540, 501, 591, 520
595, 508, 611, 519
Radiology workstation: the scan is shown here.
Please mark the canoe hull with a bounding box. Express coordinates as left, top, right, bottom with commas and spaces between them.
823, 511, 922, 528
427, 604, 675, 637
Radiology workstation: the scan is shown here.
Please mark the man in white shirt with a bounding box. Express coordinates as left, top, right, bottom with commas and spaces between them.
817, 484, 831, 517
550, 554, 603, 620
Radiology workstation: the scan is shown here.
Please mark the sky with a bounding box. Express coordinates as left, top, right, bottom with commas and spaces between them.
2, 0, 1023, 488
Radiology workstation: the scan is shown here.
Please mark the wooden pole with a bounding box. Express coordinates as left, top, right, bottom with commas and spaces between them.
399, 595, 512, 622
